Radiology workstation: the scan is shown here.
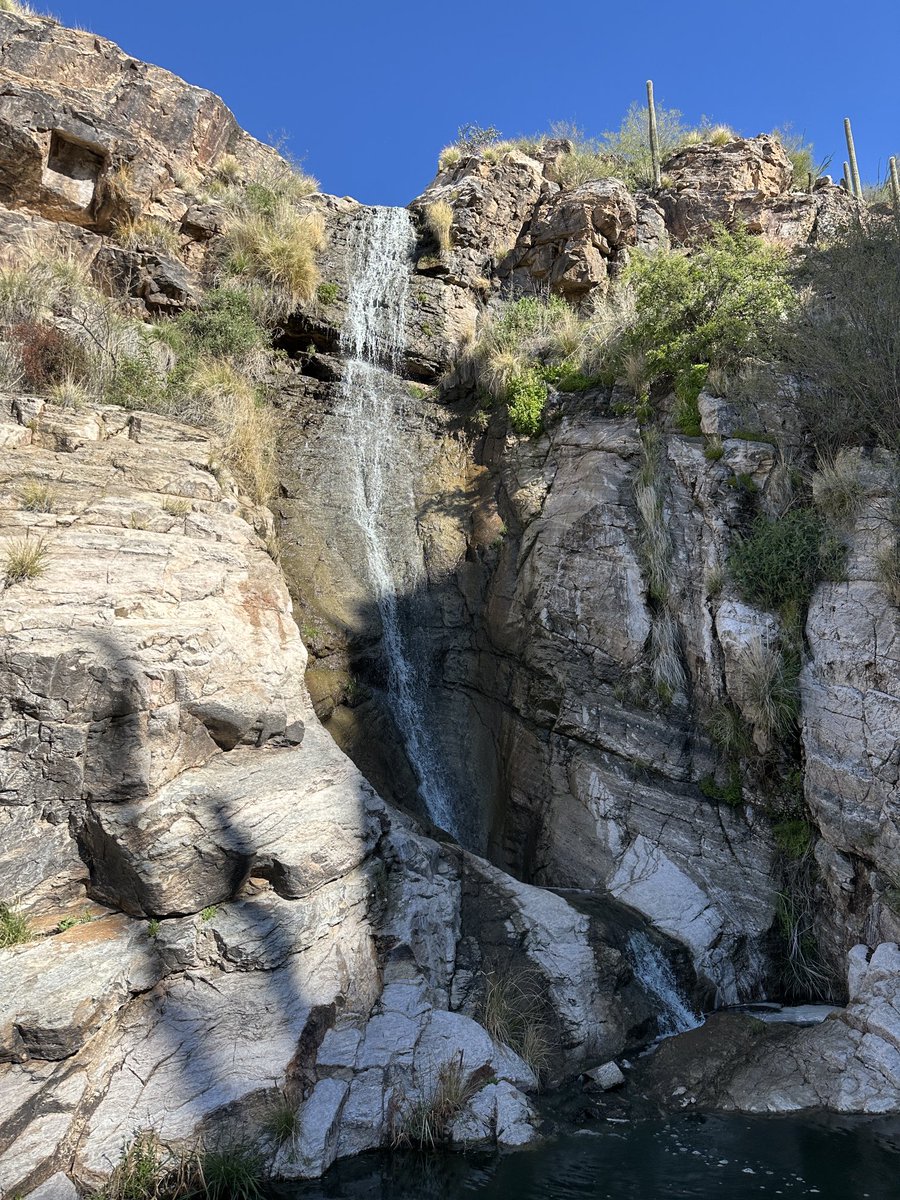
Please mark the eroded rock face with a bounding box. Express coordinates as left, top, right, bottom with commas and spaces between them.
0, 397, 637, 1196
0, 9, 279, 230
637, 944, 900, 1114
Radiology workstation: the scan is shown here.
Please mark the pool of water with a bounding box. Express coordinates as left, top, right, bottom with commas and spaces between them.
272, 1112, 900, 1200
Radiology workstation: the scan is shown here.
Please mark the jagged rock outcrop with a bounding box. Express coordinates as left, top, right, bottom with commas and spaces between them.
0, 396, 637, 1195
636, 943, 900, 1113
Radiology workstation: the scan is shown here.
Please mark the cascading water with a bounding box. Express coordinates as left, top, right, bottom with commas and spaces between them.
337, 206, 461, 841
626, 930, 701, 1037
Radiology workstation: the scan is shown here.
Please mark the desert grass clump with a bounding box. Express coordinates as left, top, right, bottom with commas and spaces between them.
114, 215, 182, 257
0, 901, 32, 948
391, 1054, 480, 1150
423, 200, 453, 253
200, 1143, 265, 1200
3, 536, 49, 585
185, 359, 277, 505
479, 963, 552, 1076
734, 636, 799, 741
19, 481, 56, 512
876, 541, 900, 606
224, 202, 324, 312
811, 449, 862, 522
264, 1093, 300, 1147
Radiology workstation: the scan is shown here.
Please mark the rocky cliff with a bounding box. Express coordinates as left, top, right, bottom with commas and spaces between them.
1, 8, 899, 1198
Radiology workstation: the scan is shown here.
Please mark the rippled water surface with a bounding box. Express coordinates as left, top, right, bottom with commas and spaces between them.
273, 1113, 900, 1200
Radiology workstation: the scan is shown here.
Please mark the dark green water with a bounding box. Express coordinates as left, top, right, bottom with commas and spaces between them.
273, 1113, 900, 1200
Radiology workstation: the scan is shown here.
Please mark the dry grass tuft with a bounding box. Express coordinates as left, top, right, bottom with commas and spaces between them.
391, 1054, 480, 1149
19, 481, 56, 512
479, 962, 551, 1076
186, 359, 277, 505
0, 900, 32, 948
114, 214, 182, 257
225, 202, 325, 312
811, 449, 862, 522
423, 200, 453, 253
3, 536, 49, 585
876, 541, 900, 606
735, 636, 798, 740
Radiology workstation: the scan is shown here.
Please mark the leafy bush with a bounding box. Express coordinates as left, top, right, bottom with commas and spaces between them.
174, 288, 266, 360
601, 101, 695, 188
507, 367, 547, 435
729, 509, 844, 614
781, 220, 900, 451
673, 362, 708, 435
623, 225, 796, 385
316, 281, 339, 306
3, 536, 49, 585
10, 321, 89, 392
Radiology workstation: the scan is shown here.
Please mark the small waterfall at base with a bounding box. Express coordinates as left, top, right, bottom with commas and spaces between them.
626, 930, 702, 1038
337, 205, 461, 842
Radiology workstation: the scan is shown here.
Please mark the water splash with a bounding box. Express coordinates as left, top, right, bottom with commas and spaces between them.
627, 931, 702, 1038
337, 206, 461, 841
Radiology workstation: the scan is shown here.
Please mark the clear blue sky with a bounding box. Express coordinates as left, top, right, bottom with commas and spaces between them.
45, 0, 900, 206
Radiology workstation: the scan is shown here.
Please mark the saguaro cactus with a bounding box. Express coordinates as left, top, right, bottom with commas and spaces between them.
890, 157, 900, 236
844, 118, 862, 199
647, 79, 661, 189
842, 161, 852, 193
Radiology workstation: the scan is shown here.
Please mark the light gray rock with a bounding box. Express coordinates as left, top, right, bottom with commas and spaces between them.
585, 1061, 625, 1090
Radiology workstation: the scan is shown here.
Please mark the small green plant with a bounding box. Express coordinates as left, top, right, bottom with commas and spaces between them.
507, 367, 547, 436
699, 766, 742, 807
704, 437, 724, 462
19, 481, 56, 512
773, 819, 813, 859
729, 509, 844, 615
200, 1143, 264, 1200
265, 1094, 300, 1147
3, 536, 49, 585
673, 363, 708, 436
147, 918, 161, 939
200, 905, 217, 922
57, 910, 93, 932
407, 382, 428, 399
0, 901, 32, 948
173, 287, 267, 360
316, 281, 339, 306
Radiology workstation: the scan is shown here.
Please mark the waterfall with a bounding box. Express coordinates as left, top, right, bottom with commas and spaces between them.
337, 206, 461, 841
626, 931, 701, 1038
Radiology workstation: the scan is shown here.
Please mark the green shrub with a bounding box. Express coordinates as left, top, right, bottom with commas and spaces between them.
0, 901, 32, 948
699, 766, 743, 807
729, 509, 844, 615
601, 101, 695, 188
673, 363, 708, 435
316, 281, 339, 306
507, 368, 547, 435
773, 819, 813, 859
623, 226, 795, 385
782, 221, 900, 452
174, 288, 266, 360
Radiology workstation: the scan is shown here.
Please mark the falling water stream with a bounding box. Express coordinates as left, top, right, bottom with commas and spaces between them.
338, 206, 461, 841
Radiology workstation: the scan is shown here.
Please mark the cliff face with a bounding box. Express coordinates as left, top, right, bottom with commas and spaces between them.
1, 9, 900, 1198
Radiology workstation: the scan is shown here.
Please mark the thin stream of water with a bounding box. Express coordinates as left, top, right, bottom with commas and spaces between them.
338, 206, 460, 840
